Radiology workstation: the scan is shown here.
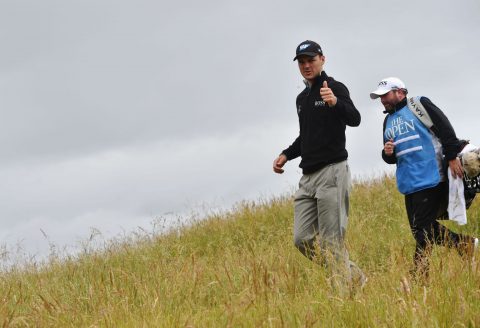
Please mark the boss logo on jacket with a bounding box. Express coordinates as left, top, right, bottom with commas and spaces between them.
314, 100, 326, 107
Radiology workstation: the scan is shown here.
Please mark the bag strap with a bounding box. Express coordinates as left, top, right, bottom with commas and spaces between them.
407, 96, 434, 129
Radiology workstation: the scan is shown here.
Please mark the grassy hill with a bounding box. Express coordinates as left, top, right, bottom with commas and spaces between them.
1, 176, 480, 327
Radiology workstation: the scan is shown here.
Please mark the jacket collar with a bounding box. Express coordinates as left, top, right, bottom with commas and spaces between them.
304, 71, 328, 88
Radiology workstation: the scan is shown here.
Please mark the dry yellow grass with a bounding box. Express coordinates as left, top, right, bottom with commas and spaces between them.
1, 176, 479, 327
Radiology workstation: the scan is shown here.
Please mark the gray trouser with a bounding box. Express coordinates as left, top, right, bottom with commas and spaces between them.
293, 160, 362, 283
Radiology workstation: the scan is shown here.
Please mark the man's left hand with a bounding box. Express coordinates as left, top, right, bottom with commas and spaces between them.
320, 81, 337, 107
449, 157, 464, 179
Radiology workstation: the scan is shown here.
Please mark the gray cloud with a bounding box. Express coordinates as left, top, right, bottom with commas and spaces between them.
0, 0, 479, 258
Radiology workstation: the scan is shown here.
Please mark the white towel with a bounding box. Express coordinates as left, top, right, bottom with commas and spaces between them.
448, 169, 467, 225
447, 143, 478, 225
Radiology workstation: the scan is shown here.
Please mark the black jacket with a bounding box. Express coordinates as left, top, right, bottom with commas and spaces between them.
381, 97, 464, 164
282, 71, 361, 174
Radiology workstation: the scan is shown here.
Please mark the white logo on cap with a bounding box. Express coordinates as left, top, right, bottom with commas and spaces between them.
299, 44, 310, 50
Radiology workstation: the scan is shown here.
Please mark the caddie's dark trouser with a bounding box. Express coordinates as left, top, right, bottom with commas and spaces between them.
405, 181, 474, 273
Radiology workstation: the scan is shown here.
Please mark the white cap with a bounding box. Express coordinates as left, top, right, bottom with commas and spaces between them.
370, 77, 407, 99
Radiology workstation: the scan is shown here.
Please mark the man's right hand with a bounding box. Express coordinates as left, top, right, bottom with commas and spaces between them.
384, 139, 395, 156
449, 157, 464, 179
273, 154, 288, 174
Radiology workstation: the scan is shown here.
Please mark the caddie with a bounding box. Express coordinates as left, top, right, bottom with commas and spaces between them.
370, 77, 478, 278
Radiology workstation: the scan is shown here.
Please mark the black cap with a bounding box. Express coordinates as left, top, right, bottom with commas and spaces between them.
293, 40, 323, 61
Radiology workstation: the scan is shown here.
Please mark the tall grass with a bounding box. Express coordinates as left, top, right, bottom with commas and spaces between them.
1, 176, 479, 327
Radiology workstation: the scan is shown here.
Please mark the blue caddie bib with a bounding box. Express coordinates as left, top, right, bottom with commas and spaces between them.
384, 105, 441, 194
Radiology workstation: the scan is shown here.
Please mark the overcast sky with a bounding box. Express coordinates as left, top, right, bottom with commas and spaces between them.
1, 0, 479, 261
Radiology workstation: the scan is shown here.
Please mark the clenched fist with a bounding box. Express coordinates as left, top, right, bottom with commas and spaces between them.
273, 154, 287, 174
384, 139, 395, 156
